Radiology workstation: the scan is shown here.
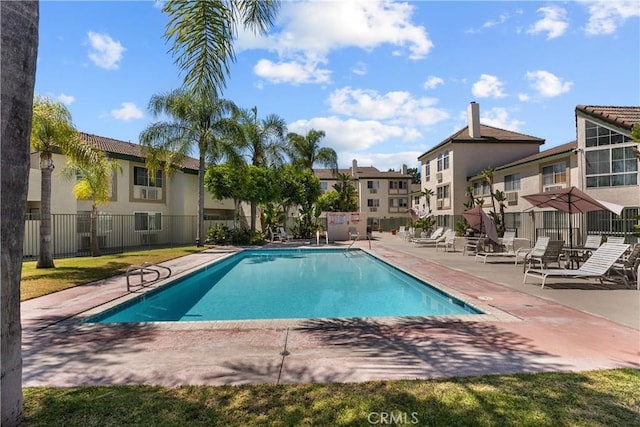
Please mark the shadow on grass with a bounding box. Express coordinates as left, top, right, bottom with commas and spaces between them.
22, 369, 640, 427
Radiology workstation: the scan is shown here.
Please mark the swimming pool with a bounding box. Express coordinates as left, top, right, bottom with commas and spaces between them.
88, 248, 482, 323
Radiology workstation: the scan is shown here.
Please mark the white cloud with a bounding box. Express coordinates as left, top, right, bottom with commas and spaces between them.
581, 0, 640, 35
327, 87, 449, 127
471, 74, 507, 98
87, 31, 125, 70
481, 107, 524, 132
527, 6, 569, 39
351, 62, 368, 76
525, 70, 573, 97
423, 76, 444, 90
110, 102, 143, 121
253, 58, 331, 85
465, 12, 509, 34
56, 93, 74, 105
237, 0, 433, 85
517, 93, 530, 102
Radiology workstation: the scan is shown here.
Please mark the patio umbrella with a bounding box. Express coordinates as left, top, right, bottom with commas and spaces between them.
462, 206, 499, 244
408, 207, 429, 221
521, 186, 623, 248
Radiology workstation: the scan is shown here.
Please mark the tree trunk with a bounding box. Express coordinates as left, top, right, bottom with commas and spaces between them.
37, 150, 55, 268
197, 155, 205, 246
1, 2, 39, 425
250, 201, 257, 232
90, 203, 100, 257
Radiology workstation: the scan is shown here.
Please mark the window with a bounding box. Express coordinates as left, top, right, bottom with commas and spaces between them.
586, 146, 637, 188
585, 120, 631, 148
76, 211, 113, 234
587, 208, 638, 234
436, 150, 450, 172
134, 212, 162, 231
367, 181, 379, 189
389, 198, 408, 208
414, 196, 420, 205
437, 185, 449, 200
504, 173, 521, 191
367, 199, 380, 207
472, 181, 490, 196
542, 162, 566, 187
389, 180, 408, 189
425, 162, 431, 182
320, 182, 328, 192
134, 166, 162, 187
503, 213, 521, 231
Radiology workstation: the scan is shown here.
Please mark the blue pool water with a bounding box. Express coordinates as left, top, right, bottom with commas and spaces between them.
88, 249, 481, 323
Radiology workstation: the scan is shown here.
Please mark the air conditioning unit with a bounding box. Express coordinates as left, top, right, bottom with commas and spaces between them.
544, 185, 564, 192
369, 207, 378, 212
436, 173, 443, 183
140, 188, 159, 200
140, 233, 158, 245
506, 191, 518, 203
436, 200, 444, 209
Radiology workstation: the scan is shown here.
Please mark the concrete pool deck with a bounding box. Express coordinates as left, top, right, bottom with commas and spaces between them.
21, 233, 639, 387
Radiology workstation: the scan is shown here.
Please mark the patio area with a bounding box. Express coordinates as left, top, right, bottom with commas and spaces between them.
21, 232, 639, 387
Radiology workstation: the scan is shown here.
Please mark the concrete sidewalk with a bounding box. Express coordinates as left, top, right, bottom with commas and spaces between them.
21, 235, 639, 387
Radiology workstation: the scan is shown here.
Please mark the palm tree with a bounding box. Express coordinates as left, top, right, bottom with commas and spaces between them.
139, 89, 242, 247
62, 156, 121, 256
30, 96, 103, 268
287, 129, 338, 172
232, 106, 287, 231
420, 188, 434, 213
332, 172, 359, 212
1, 2, 38, 424
163, 0, 280, 98
480, 167, 498, 224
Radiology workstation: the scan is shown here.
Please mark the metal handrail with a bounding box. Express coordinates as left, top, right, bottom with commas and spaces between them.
125, 262, 172, 291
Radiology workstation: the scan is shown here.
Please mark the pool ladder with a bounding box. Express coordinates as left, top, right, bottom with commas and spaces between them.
125, 262, 172, 291
345, 233, 371, 256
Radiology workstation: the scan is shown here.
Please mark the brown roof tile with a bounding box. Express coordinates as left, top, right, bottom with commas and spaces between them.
496, 141, 577, 171
576, 105, 640, 130
79, 132, 200, 171
418, 124, 544, 159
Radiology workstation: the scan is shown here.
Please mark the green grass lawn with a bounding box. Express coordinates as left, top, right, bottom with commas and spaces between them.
22, 369, 640, 426
20, 246, 205, 301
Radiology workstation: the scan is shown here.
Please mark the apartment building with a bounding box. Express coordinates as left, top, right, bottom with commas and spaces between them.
417, 102, 545, 228
25, 132, 237, 256
314, 159, 413, 230
420, 103, 640, 242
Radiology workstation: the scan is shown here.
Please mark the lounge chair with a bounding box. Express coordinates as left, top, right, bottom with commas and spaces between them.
517, 237, 550, 272
411, 227, 444, 244
524, 242, 630, 288
435, 231, 457, 252
279, 227, 290, 241
474, 232, 518, 264
523, 239, 564, 272
413, 229, 452, 247
605, 236, 626, 244
397, 225, 406, 239
611, 243, 640, 289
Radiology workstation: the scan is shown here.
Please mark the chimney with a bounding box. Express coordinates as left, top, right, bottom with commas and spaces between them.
352, 159, 358, 178
467, 101, 480, 138
401, 164, 407, 175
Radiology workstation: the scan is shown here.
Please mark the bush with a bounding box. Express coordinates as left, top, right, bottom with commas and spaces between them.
205, 224, 231, 245
206, 225, 266, 246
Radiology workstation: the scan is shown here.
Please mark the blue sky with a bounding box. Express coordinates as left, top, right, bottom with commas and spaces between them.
36, 0, 640, 171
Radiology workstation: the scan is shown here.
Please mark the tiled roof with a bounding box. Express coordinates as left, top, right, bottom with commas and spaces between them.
314, 166, 411, 180
418, 124, 545, 159
496, 141, 577, 171
79, 132, 200, 171
576, 105, 640, 130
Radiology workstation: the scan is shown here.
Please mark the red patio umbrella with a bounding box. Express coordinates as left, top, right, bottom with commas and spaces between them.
522, 186, 623, 248
462, 206, 499, 244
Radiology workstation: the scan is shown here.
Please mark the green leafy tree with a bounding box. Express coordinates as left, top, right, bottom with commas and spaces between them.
406, 167, 421, 183
286, 129, 338, 172
163, 0, 280, 98
205, 162, 249, 230
62, 157, 122, 256
277, 165, 322, 237
140, 89, 242, 246
232, 106, 287, 231
480, 167, 501, 231
420, 188, 434, 213
332, 172, 359, 212
30, 96, 103, 268
493, 190, 507, 237
1, 2, 38, 423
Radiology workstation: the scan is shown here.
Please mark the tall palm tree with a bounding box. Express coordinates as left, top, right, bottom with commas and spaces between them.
62, 156, 121, 256
139, 89, 241, 247
420, 188, 434, 213
1, 2, 38, 424
30, 96, 103, 268
232, 106, 287, 230
163, 0, 280, 98
287, 129, 338, 172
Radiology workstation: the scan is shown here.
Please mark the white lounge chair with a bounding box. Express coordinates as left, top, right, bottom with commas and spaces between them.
435, 231, 457, 252
523, 242, 630, 289
279, 227, 290, 241
411, 227, 444, 244
413, 229, 452, 247
474, 232, 518, 264
523, 240, 565, 271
